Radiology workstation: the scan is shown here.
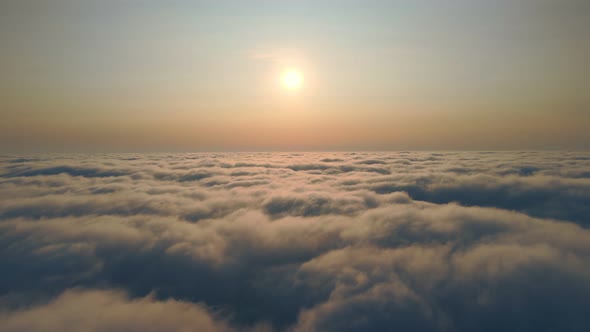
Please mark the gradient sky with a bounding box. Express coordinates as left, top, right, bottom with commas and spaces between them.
1, 0, 589, 152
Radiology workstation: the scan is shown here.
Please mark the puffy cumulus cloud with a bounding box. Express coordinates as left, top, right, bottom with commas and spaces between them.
361, 173, 590, 224
0, 289, 250, 332
262, 191, 379, 218
293, 221, 590, 331
0, 152, 590, 331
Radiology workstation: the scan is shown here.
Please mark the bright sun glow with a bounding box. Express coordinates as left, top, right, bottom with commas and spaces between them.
281, 69, 304, 90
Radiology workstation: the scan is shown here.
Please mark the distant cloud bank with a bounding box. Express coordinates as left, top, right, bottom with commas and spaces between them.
1, 152, 589, 331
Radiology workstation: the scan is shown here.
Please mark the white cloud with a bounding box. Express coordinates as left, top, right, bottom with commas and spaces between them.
0, 152, 589, 331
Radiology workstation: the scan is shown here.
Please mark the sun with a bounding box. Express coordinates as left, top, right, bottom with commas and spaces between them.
281, 69, 304, 90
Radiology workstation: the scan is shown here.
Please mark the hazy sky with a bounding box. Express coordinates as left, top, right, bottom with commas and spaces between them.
1, 0, 589, 151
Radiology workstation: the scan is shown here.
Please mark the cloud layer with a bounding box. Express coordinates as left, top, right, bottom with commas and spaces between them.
1, 152, 589, 331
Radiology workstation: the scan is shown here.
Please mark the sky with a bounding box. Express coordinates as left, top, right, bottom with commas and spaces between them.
1, 0, 589, 152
